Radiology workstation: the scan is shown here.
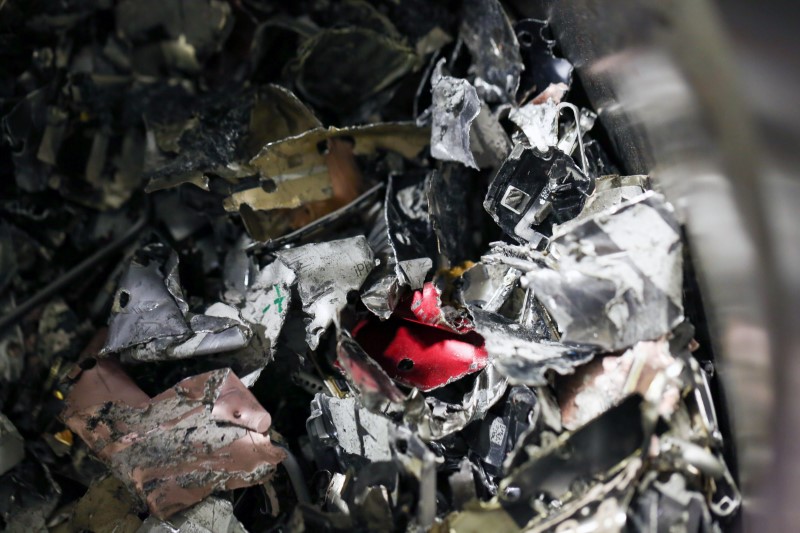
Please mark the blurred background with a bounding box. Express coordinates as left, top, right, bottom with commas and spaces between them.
511, 0, 800, 530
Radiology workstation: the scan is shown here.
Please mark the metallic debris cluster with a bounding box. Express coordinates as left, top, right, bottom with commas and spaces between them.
1, 0, 740, 531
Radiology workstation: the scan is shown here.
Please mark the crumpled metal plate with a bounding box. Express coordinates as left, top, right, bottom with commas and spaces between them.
275, 235, 375, 350
102, 243, 253, 363
524, 192, 684, 351
62, 357, 286, 519
428, 59, 481, 169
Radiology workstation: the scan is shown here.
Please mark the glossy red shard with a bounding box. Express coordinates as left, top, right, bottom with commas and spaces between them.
352, 316, 488, 392
395, 282, 474, 333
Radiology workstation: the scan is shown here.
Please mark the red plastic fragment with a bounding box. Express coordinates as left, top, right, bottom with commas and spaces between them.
395, 282, 474, 333
352, 316, 488, 392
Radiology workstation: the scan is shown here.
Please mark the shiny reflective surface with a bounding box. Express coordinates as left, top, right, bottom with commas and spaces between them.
514, 0, 800, 530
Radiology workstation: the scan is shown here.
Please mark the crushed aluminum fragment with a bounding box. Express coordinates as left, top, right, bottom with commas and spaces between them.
403, 364, 508, 441
428, 59, 482, 169
498, 394, 649, 525
275, 235, 375, 350
509, 99, 559, 153
557, 339, 682, 430
239, 259, 295, 365
426, 165, 477, 265
460, 0, 522, 103
353, 313, 488, 391
385, 173, 438, 289
102, 244, 191, 355
469, 107, 513, 170
307, 394, 393, 466
223, 234, 259, 304
524, 192, 684, 351
470, 307, 595, 386
390, 425, 439, 529
136, 496, 248, 533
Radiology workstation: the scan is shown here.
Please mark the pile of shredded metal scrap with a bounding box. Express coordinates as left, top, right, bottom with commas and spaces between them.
0, 0, 741, 531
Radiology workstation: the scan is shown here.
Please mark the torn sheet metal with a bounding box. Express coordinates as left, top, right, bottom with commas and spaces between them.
390, 425, 439, 530
557, 107, 597, 156
249, 124, 428, 190
521, 457, 641, 533
275, 236, 375, 350
62, 358, 286, 519
142, 87, 260, 192
557, 339, 682, 430
353, 282, 488, 391
238, 123, 428, 241
404, 364, 508, 441
461, 262, 525, 317
360, 270, 401, 321
137, 496, 247, 533
222, 234, 258, 304
470, 107, 513, 170
231, 134, 364, 226
471, 307, 595, 386
460, 0, 522, 103
307, 394, 394, 468
239, 260, 295, 369
565, 173, 650, 225
101, 243, 191, 354
385, 173, 437, 289
145, 85, 321, 194
466, 386, 538, 476
484, 144, 593, 247
399, 282, 474, 333
509, 99, 559, 153
427, 165, 476, 264
524, 192, 684, 351
101, 243, 255, 363
360, 208, 402, 319
514, 19, 574, 103
429, 60, 481, 169
498, 395, 649, 525
336, 332, 406, 411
